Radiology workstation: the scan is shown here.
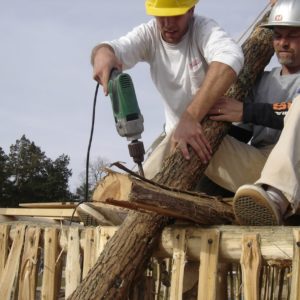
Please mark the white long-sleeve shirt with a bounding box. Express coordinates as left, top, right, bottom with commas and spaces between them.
107, 15, 244, 133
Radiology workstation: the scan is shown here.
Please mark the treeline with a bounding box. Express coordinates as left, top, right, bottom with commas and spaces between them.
0, 135, 75, 207
1, 135, 110, 207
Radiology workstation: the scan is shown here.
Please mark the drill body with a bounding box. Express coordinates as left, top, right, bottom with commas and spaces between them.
108, 70, 145, 176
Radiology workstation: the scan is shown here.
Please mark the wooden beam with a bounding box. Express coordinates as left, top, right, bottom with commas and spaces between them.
157, 226, 295, 262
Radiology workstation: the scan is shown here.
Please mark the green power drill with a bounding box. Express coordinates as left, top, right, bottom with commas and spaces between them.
108, 69, 145, 176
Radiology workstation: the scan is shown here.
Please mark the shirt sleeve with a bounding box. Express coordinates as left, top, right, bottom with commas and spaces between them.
195, 17, 244, 76
243, 102, 291, 130
104, 21, 155, 70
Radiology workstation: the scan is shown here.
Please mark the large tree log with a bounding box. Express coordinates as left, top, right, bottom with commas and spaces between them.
93, 172, 234, 224
69, 13, 274, 300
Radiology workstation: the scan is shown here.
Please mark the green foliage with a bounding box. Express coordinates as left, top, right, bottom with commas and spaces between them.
0, 135, 74, 207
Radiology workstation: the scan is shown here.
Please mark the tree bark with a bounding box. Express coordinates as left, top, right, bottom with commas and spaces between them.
93, 172, 234, 224
68, 13, 274, 300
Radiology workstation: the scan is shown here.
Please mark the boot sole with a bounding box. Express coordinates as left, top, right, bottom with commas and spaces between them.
233, 187, 280, 226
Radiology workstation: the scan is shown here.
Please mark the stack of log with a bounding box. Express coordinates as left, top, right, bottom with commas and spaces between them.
69, 11, 274, 300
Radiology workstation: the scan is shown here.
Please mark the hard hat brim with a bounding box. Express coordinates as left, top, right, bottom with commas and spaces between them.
261, 21, 300, 28
146, 6, 192, 16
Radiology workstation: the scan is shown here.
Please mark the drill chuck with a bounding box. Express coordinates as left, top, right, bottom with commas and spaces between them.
128, 140, 145, 164
128, 140, 145, 177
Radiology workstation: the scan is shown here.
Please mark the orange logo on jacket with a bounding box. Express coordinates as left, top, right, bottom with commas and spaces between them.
273, 101, 292, 115
273, 102, 292, 111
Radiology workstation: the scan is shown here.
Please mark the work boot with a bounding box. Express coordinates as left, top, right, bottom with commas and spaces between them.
233, 184, 289, 226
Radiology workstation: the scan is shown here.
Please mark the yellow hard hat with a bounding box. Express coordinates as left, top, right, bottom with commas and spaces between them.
145, 0, 199, 17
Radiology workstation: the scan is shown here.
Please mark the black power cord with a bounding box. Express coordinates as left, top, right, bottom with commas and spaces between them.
85, 82, 100, 202
69, 82, 100, 225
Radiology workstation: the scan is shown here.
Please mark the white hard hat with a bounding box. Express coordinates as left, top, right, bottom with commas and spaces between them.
262, 0, 300, 28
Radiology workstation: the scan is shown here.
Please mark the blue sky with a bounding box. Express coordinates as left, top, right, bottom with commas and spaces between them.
0, 0, 277, 191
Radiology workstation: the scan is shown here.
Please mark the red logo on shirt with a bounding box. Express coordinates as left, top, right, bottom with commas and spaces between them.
189, 58, 202, 71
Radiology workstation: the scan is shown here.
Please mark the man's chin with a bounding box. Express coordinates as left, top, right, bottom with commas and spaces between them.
278, 57, 293, 66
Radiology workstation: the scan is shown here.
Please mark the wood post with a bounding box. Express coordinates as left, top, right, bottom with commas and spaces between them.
240, 234, 262, 300
18, 227, 41, 300
0, 224, 26, 300
198, 230, 220, 300
82, 227, 97, 279
290, 229, 300, 299
169, 229, 186, 300
0, 224, 10, 279
65, 227, 82, 298
41, 228, 61, 300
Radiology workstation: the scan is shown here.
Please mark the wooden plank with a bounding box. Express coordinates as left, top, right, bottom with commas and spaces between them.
19, 202, 77, 208
0, 208, 79, 218
18, 227, 41, 300
65, 227, 82, 298
240, 234, 262, 300
169, 229, 186, 300
0, 224, 10, 279
82, 228, 97, 279
198, 230, 220, 300
41, 227, 61, 300
0, 224, 26, 300
290, 229, 300, 299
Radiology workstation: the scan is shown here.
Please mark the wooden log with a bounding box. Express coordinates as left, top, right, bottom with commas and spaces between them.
93, 172, 234, 225
76, 225, 297, 263
157, 226, 294, 262
68, 12, 274, 300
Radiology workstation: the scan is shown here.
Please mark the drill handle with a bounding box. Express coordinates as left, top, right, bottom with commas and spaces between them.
109, 68, 121, 81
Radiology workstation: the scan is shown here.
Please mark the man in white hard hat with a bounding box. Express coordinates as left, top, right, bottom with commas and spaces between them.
205, 0, 300, 225
91, 0, 244, 178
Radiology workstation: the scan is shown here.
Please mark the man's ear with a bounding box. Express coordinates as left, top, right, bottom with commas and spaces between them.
189, 6, 195, 16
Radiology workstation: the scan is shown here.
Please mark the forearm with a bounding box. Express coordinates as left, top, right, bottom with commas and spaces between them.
90, 43, 115, 66
186, 61, 237, 121
243, 102, 288, 129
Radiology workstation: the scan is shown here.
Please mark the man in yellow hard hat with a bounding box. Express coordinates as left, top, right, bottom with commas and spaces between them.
91, 0, 244, 179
